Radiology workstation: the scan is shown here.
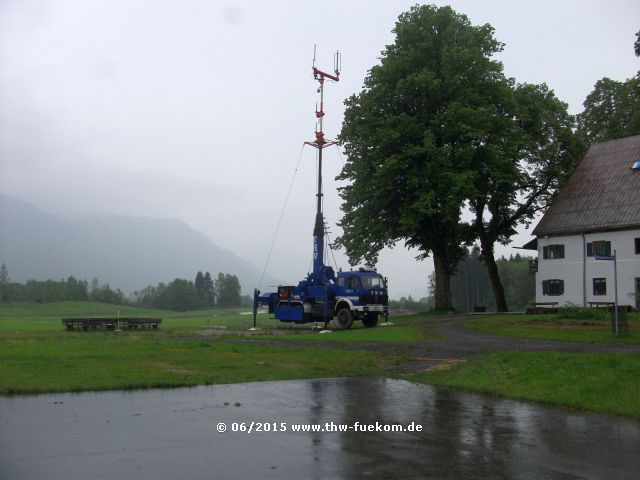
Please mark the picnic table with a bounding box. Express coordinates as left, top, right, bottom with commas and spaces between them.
62, 317, 162, 331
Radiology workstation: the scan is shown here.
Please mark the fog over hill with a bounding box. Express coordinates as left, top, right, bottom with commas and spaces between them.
0, 194, 278, 295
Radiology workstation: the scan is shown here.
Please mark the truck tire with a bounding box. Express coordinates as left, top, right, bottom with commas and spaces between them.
362, 313, 378, 328
335, 308, 353, 329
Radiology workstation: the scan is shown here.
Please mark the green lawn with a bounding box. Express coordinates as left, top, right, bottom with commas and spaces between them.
0, 329, 399, 394
466, 312, 640, 344
408, 351, 640, 419
0, 302, 405, 394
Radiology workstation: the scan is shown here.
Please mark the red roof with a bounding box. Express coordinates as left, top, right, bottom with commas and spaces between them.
533, 135, 640, 236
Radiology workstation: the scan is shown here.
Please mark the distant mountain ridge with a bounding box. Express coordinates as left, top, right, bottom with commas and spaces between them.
0, 193, 277, 294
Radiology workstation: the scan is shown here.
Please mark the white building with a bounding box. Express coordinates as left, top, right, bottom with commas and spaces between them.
526, 135, 640, 308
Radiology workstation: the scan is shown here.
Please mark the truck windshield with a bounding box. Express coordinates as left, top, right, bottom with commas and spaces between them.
361, 276, 383, 289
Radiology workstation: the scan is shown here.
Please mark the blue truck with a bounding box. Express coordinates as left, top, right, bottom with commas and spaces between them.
252, 50, 389, 329
253, 267, 388, 329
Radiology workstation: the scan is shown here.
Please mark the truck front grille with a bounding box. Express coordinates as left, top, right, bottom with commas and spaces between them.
360, 295, 388, 305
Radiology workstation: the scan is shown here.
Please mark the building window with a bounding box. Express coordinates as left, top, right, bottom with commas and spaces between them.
635, 238, 640, 254
586, 240, 611, 257
542, 279, 564, 296
593, 278, 607, 296
543, 244, 565, 259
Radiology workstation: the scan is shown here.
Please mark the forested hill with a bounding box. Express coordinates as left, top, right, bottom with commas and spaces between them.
0, 194, 276, 294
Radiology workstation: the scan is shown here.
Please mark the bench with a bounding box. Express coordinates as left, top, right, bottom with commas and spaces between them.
587, 301, 615, 309
526, 301, 558, 314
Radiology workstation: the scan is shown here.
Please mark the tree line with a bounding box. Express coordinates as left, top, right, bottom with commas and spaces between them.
390, 249, 535, 313
132, 272, 244, 311
0, 271, 125, 305
335, 4, 640, 312
0, 262, 246, 311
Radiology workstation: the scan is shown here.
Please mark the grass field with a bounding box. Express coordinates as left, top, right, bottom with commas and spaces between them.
0, 302, 405, 394
408, 351, 640, 419
2, 301, 640, 419
466, 312, 640, 344
0, 330, 397, 394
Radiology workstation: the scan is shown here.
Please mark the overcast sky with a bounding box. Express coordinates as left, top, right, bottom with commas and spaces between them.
1, 0, 639, 299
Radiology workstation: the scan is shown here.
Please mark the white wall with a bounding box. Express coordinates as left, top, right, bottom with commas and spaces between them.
536, 229, 640, 307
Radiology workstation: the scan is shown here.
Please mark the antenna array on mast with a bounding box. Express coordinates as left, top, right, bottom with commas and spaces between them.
305, 46, 341, 150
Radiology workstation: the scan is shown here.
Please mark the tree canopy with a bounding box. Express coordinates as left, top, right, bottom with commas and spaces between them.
577, 31, 640, 144
215, 273, 241, 307
336, 4, 581, 310
576, 76, 640, 143
337, 5, 504, 309
466, 82, 582, 310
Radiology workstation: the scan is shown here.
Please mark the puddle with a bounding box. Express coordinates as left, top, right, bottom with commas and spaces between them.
1, 377, 639, 479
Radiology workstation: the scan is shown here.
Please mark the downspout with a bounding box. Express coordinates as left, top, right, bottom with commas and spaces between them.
581, 233, 586, 307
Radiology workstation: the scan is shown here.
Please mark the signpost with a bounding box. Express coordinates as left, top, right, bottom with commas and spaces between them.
596, 251, 618, 336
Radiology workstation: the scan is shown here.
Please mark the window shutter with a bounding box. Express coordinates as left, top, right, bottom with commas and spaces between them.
587, 242, 593, 257
605, 241, 611, 256
559, 280, 564, 295
559, 244, 565, 259
542, 280, 549, 296
543, 246, 549, 259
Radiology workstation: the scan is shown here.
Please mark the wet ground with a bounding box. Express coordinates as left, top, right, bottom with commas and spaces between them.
2, 377, 639, 479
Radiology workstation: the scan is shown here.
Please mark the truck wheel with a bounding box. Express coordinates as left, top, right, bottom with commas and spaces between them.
335, 308, 353, 329
362, 313, 378, 328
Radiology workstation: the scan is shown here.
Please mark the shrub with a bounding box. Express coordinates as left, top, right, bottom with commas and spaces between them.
557, 304, 607, 321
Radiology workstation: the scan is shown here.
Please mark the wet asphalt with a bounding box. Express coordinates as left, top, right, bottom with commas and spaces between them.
1, 377, 639, 480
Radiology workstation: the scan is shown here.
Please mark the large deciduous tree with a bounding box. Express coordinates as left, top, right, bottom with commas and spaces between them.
466, 83, 582, 311
337, 4, 583, 311
337, 5, 505, 309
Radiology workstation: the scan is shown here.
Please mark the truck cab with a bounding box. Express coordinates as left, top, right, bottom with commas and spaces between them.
332, 269, 388, 328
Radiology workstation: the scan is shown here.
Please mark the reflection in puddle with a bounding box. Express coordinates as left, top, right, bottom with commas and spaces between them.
1, 377, 639, 479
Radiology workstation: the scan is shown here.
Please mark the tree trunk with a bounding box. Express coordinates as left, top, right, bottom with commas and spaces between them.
432, 249, 454, 311
473, 203, 509, 312
480, 242, 508, 312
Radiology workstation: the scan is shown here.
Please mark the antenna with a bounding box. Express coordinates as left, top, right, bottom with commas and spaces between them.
305, 46, 341, 151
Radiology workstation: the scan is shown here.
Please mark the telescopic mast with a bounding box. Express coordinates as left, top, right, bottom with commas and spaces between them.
304, 46, 341, 279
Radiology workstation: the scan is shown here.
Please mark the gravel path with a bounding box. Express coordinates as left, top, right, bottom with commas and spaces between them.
397, 314, 640, 372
